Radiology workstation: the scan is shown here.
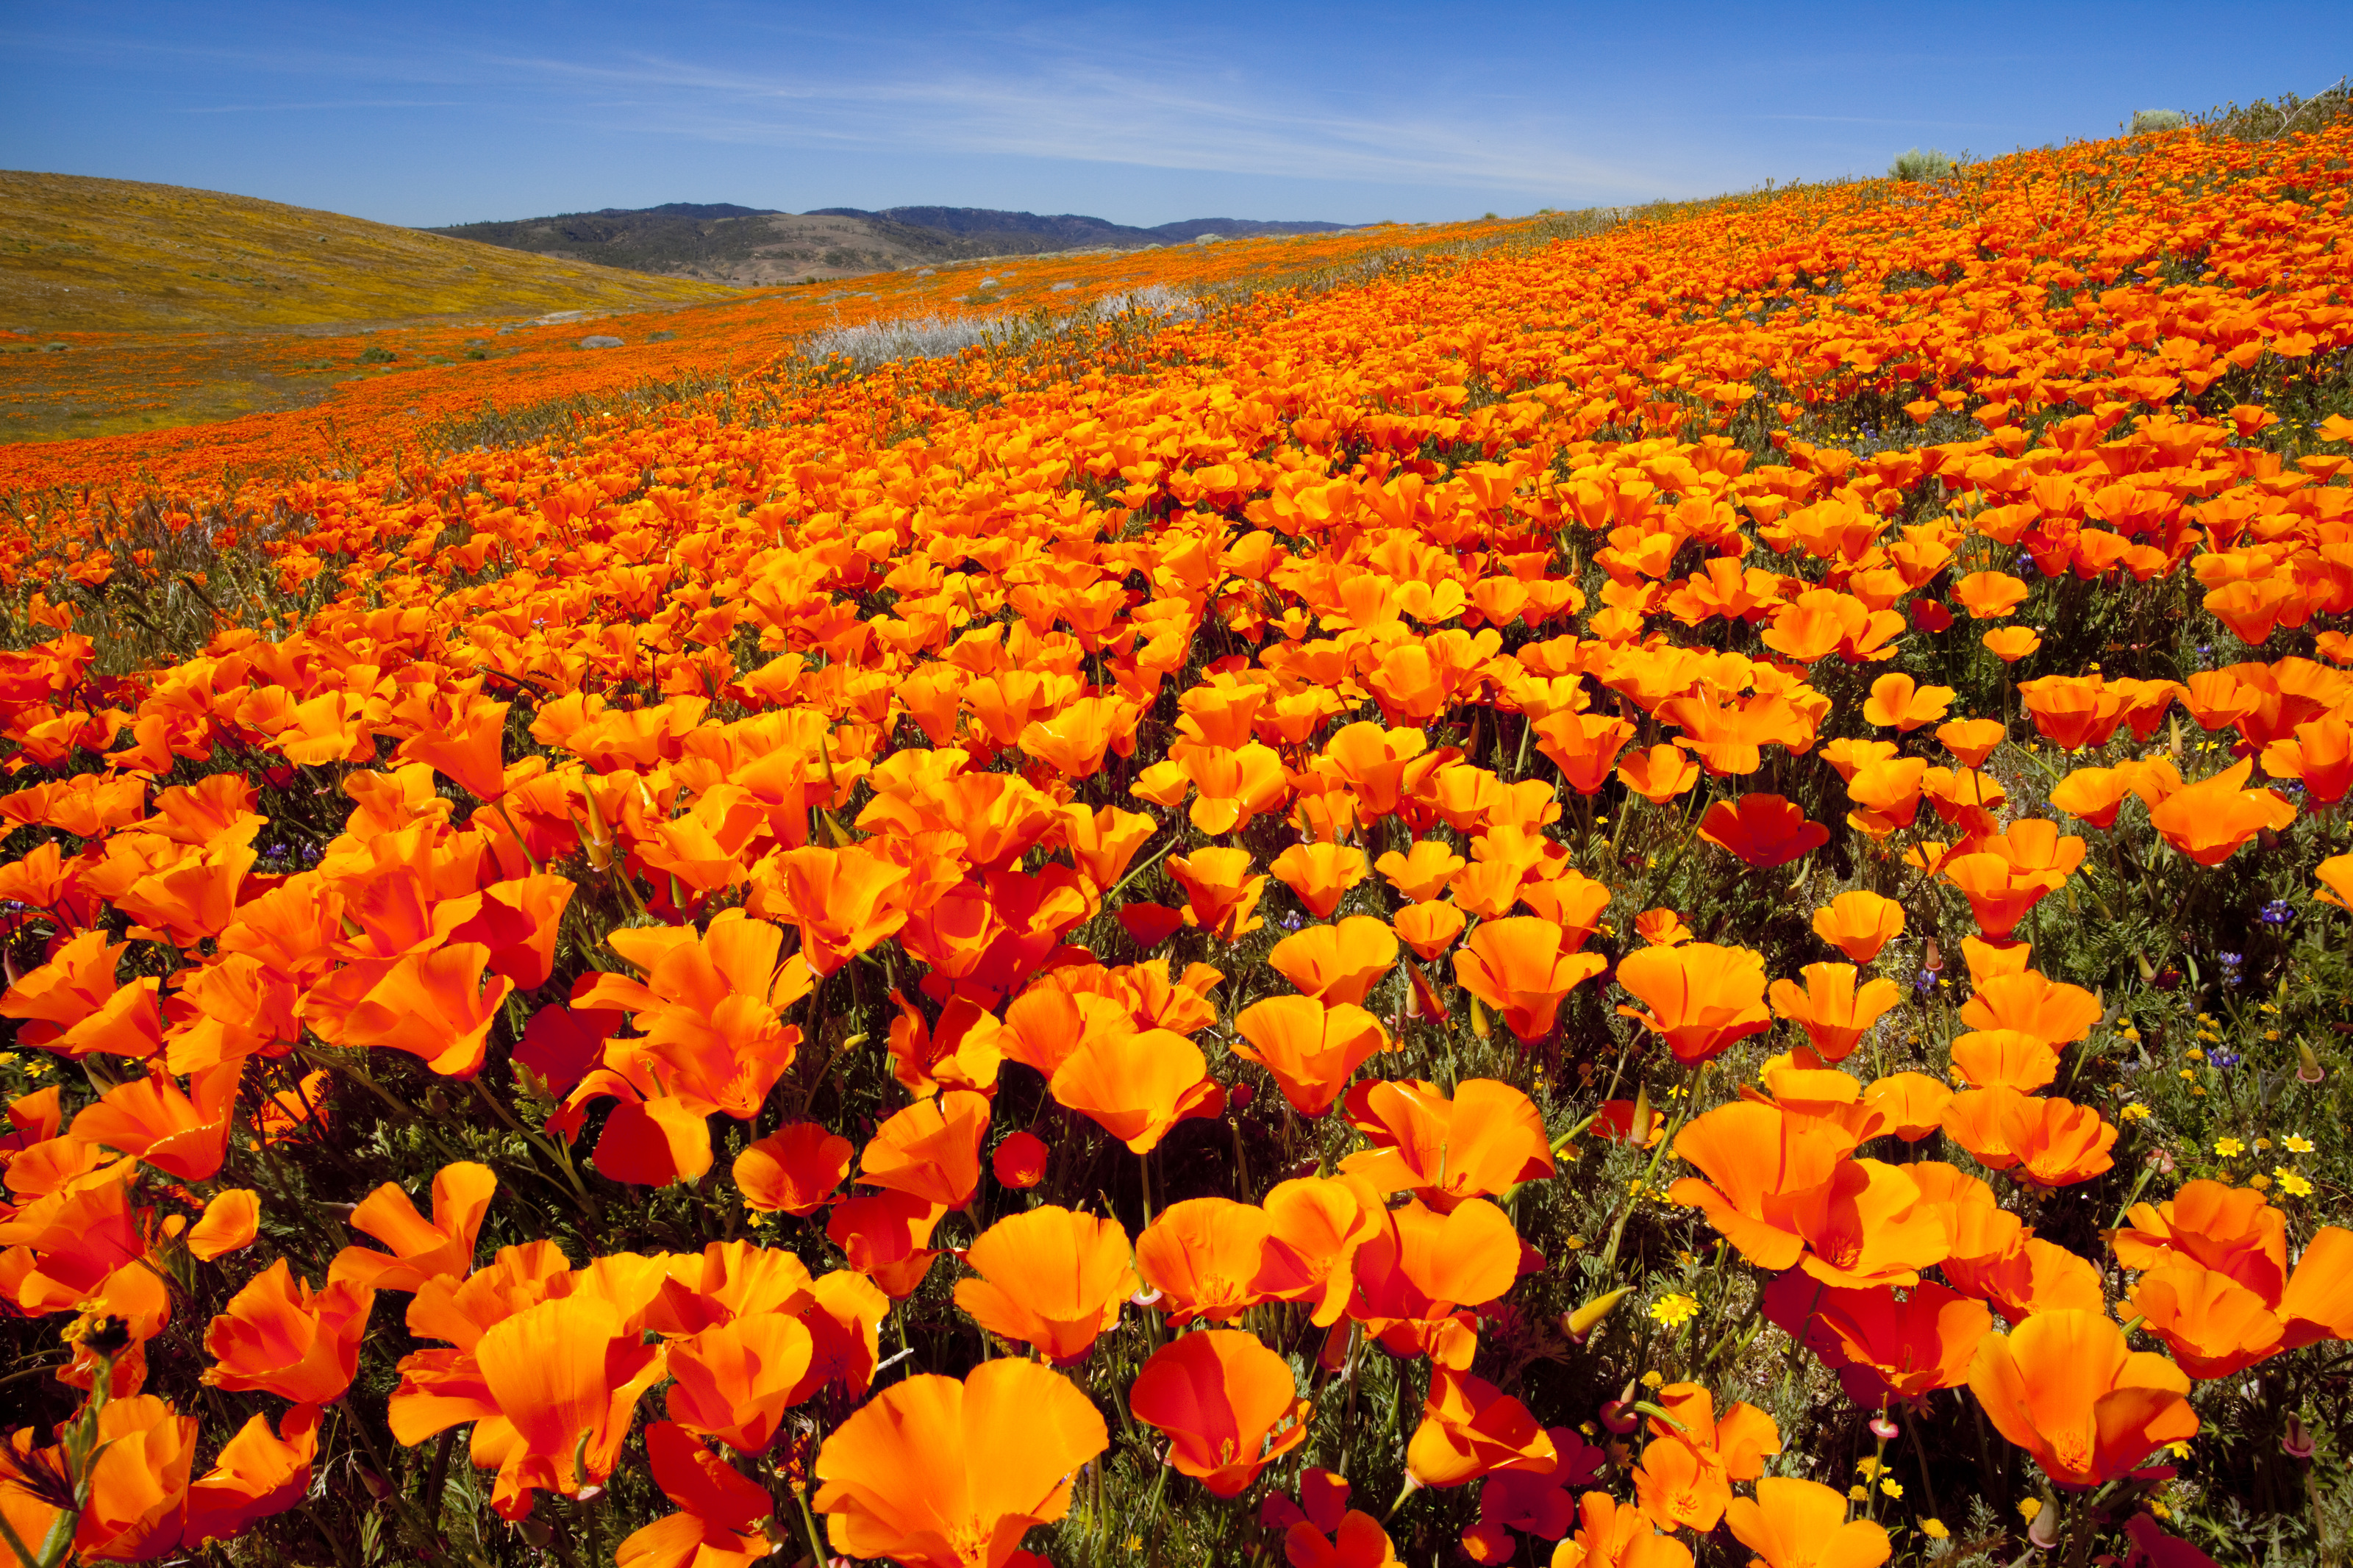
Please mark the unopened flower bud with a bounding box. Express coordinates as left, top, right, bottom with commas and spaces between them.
1869, 1414, 1899, 1441
2298, 1042, 2325, 1084
1228, 1081, 1254, 1111
2284, 1414, 2315, 1459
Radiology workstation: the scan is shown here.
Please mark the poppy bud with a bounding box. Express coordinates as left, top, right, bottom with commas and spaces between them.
1563, 1286, 1632, 1343
515, 1519, 554, 1547
426, 1087, 452, 1117
2299, 1041, 2326, 1084
1869, 1414, 1899, 1441
2027, 1504, 2063, 1550
2283, 1414, 2315, 1459
357, 1467, 393, 1501
1468, 995, 1491, 1041
1228, 1081, 1254, 1111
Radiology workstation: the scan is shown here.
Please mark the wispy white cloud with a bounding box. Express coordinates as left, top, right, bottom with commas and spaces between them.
481, 48, 1666, 196
177, 99, 465, 112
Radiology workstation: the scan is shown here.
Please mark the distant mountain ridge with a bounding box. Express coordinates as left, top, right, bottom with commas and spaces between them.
424, 204, 1354, 287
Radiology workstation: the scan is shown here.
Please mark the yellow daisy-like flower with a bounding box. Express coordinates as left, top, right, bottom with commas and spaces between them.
2277, 1170, 2314, 1198
1921, 1519, 1950, 1541
2215, 1137, 2245, 1159
2121, 1103, 2152, 1121
1880, 1480, 1903, 1499
1649, 1294, 1700, 1329
1849, 1485, 1869, 1503
2284, 1134, 2314, 1154
2018, 1498, 2043, 1522
1640, 1370, 1665, 1389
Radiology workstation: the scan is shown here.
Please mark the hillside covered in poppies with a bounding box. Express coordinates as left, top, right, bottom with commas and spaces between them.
0, 107, 2351, 1568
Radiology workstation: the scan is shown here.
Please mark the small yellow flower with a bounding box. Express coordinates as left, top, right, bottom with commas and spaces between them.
1640, 1370, 1665, 1389
1649, 1294, 1700, 1328
2215, 1137, 2245, 1158
2121, 1103, 2152, 1121
2152, 1502, 2172, 1520
1564, 1235, 1588, 1250
2018, 1498, 2043, 1522
2167, 1442, 2191, 1459
2277, 1170, 2314, 1198
2265, 1029, 2280, 1041
2256, 1137, 2273, 1151
2249, 1174, 2272, 1192
2285, 1134, 2314, 1154
1849, 1485, 1870, 1503
0, 1052, 15, 1067
1921, 1519, 1950, 1541
1881, 1479, 1903, 1499
1124, 1536, 1143, 1553
1856, 1456, 1883, 1478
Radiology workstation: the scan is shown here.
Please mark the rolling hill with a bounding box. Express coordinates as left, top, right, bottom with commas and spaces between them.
0, 171, 738, 334
424, 204, 1355, 286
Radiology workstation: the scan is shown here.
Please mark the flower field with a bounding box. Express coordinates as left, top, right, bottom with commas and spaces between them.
2, 115, 2353, 1568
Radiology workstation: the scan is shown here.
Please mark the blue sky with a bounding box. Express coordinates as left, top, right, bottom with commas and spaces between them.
7, 2, 2351, 228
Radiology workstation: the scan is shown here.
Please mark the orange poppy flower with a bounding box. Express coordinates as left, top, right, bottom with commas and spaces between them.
1060, 803, 1159, 895
990, 1129, 1049, 1189
1233, 995, 1393, 1117
2049, 765, 2135, 828
1138, 1197, 1274, 1323
1957, 969, 2102, 1045
1768, 963, 1901, 1063
1948, 1029, 2061, 1092
1268, 842, 1371, 919
69, 1060, 242, 1181
1940, 853, 2061, 943
1534, 711, 1638, 795
827, 1190, 950, 1299
664, 1311, 815, 1453
1982, 626, 2041, 663
1634, 908, 1693, 947
188, 1188, 261, 1262
58, 1393, 198, 1561
1861, 673, 1952, 731
1935, 717, 2006, 768
954, 1205, 1136, 1363
860, 1090, 991, 1210
749, 844, 911, 975
1965, 1308, 2198, 1489
2109, 1179, 2288, 1301
1768, 1273, 1990, 1404
1547, 1492, 1693, 1568
1724, 1477, 1891, 1568
1665, 1102, 1856, 1270
2279, 1227, 2353, 1349
734, 1123, 853, 1215
1954, 570, 2030, 619
1631, 1383, 1779, 1533
1166, 847, 1268, 941
330, 1159, 498, 1292
1810, 892, 1904, 964
1940, 1087, 2116, 1186
2147, 759, 2296, 865
812, 1358, 1108, 1568
1844, 756, 1928, 836
1049, 1027, 1223, 1153
392, 1292, 671, 1519
2124, 1259, 2286, 1380
1254, 1173, 1388, 1327
183, 1404, 321, 1548
1338, 1078, 1552, 1206
201, 1259, 374, 1405
1346, 1198, 1524, 1353
1696, 795, 1829, 868
615, 1422, 777, 1568
1270, 916, 1400, 1006
1615, 942, 1772, 1064
1408, 1366, 1556, 1487
1394, 900, 1468, 960
1377, 839, 1467, 903
1131, 1328, 1311, 1495
1617, 744, 1701, 803
2260, 715, 2353, 805
1453, 916, 1610, 1042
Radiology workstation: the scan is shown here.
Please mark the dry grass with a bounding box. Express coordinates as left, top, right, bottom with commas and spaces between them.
0, 169, 738, 332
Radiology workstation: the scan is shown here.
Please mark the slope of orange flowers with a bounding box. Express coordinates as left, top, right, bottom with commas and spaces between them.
1, 125, 2350, 1568
0, 219, 1499, 490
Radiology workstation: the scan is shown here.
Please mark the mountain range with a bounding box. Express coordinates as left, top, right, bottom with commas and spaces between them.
423, 203, 1355, 287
